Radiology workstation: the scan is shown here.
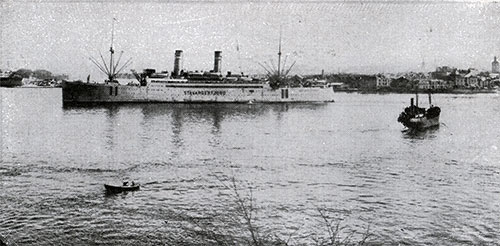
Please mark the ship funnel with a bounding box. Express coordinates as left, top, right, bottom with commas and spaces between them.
214, 51, 222, 73
173, 50, 183, 77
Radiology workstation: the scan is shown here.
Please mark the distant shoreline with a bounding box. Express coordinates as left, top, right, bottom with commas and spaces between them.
3, 86, 498, 95
336, 88, 497, 94
8, 86, 61, 89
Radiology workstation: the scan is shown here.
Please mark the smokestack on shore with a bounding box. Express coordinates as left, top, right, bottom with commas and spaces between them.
214, 51, 222, 73
173, 50, 183, 76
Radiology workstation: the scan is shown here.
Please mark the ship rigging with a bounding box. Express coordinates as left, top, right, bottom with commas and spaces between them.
88, 18, 132, 83
258, 27, 296, 89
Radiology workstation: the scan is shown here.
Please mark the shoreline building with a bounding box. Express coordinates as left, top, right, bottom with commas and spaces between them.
375, 74, 391, 88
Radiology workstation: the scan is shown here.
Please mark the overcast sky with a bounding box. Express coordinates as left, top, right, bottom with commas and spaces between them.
1, 0, 499, 80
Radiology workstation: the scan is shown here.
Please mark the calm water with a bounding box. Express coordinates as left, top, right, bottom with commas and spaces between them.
1, 88, 499, 245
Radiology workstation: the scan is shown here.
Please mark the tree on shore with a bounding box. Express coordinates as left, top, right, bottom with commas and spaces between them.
33, 69, 53, 80
390, 77, 411, 90
13, 68, 33, 78
53, 74, 69, 81
14, 68, 68, 81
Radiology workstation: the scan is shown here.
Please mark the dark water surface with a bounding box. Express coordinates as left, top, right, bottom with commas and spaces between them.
1, 88, 499, 245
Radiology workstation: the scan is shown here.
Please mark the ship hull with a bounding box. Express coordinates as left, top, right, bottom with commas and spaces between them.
0, 77, 23, 87
405, 115, 440, 130
62, 82, 335, 104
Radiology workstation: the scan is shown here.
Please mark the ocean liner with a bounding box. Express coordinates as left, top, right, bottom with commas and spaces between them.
62, 25, 334, 104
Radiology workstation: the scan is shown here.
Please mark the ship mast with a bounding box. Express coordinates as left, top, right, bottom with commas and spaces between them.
277, 26, 282, 78
89, 18, 133, 83
109, 18, 116, 81
259, 26, 296, 89
415, 80, 419, 107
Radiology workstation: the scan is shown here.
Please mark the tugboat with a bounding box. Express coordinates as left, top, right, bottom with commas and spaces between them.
398, 93, 440, 131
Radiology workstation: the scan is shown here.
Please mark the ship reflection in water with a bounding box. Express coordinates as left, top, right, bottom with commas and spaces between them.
401, 124, 441, 140
62, 102, 328, 152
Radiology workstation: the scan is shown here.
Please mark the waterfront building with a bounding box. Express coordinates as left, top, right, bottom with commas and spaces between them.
492, 56, 499, 73
455, 69, 480, 88
433, 79, 448, 89
455, 75, 466, 87
465, 74, 479, 88
376, 75, 391, 88
466, 75, 479, 87
21, 76, 36, 85
479, 77, 491, 88
417, 79, 430, 89
418, 79, 447, 90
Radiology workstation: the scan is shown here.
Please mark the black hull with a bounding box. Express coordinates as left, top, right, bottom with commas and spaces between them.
400, 116, 440, 130
398, 104, 441, 131
104, 184, 140, 193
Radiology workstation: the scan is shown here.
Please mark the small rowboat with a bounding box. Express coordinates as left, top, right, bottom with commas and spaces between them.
104, 182, 140, 193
